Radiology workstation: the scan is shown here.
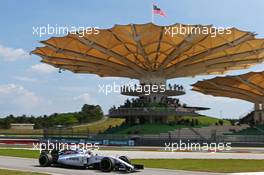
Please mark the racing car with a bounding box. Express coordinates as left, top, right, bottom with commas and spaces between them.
38, 148, 144, 172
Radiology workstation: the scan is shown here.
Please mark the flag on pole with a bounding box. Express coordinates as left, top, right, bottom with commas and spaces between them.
153, 4, 166, 17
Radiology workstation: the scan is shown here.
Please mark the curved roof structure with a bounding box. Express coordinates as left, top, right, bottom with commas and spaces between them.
192, 71, 264, 103
32, 23, 264, 79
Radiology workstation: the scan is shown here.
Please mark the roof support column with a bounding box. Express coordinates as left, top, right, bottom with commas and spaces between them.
254, 103, 264, 125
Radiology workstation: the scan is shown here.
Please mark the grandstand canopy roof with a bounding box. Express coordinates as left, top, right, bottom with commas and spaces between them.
192, 71, 264, 103
32, 23, 264, 79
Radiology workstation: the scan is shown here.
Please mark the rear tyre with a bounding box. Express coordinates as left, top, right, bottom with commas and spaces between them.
39, 153, 52, 167
92, 163, 100, 170
100, 157, 115, 172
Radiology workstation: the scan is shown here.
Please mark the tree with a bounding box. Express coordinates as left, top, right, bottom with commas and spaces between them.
218, 120, 224, 126
195, 119, 199, 126
79, 104, 103, 123
191, 119, 195, 126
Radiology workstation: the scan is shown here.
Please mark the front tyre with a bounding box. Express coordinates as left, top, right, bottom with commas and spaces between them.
119, 156, 130, 164
39, 153, 52, 167
119, 156, 133, 172
100, 157, 115, 172
51, 149, 59, 163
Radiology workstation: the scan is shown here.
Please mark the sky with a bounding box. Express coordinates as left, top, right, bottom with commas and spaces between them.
0, 0, 263, 119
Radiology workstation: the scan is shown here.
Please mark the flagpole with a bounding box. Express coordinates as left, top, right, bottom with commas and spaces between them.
151, 4, 154, 23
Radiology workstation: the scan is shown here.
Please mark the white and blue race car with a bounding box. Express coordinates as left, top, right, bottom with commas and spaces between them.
39, 148, 144, 172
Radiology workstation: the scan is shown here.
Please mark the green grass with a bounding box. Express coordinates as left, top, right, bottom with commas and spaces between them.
107, 124, 189, 134
0, 149, 39, 159
71, 118, 125, 134
132, 159, 264, 173
182, 116, 230, 126
106, 115, 230, 134
0, 169, 48, 175
1, 149, 264, 173
0, 129, 43, 136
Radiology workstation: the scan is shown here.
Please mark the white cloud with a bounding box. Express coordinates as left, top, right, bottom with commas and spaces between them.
102, 77, 121, 80
0, 44, 29, 61
253, 63, 264, 72
180, 91, 252, 118
58, 86, 90, 93
73, 93, 92, 104
13, 76, 37, 83
181, 92, 240, 104
31, 63, 57, 74
0, 84, 40, 110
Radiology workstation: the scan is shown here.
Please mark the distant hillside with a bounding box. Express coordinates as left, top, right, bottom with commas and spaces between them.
0, 104, 103, 129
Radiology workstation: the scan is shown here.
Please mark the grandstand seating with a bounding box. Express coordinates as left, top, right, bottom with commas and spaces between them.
227, 125, 264, 135
143, 124, 250, 140
239, 110, 255, 124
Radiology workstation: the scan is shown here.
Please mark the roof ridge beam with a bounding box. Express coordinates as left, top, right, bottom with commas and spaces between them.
108, 29, 148, 70
41, 56, 140, 79
75, 36, 147, 75
168, 58, 263, 78
51, 64, 125, 77
164, 33, 255, 76
205, 81, 263, 101
153, 27, 164, 69
158, 26, 210, 70
183, 48, 264, 67
168, 57, 264, 77
236, 76, 264, 95
40, 42, 142, 77
194, 88, 259, 103
131, 24, 152, 69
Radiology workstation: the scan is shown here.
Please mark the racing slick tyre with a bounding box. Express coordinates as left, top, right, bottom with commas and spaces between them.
100, 157, 115, 172
119, 156, 130, 164
119, 156, 133, 172
51, 149, 59, 163
39, 153, 52, 167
